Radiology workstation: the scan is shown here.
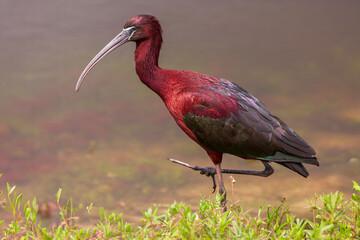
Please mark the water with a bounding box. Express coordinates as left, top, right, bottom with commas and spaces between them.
0, 0, 359, 224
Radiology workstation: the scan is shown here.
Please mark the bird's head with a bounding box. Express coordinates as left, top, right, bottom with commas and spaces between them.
75, 14, 161, 92
124, 15, 162, 42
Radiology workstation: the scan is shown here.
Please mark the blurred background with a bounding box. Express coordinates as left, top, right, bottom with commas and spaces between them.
0, 0, 359, 224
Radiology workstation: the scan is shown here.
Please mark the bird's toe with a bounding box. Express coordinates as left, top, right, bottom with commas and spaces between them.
199, 167, 217, 177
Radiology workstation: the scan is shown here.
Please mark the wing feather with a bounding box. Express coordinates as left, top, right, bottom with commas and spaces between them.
178, 77, 318, 171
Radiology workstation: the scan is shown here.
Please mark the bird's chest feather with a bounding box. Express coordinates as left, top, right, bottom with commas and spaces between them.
164, 96, 200, 143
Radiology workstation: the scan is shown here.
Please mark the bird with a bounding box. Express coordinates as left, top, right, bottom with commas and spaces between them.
76, 14, 318, 207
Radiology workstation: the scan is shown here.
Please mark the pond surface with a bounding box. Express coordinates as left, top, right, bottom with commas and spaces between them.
0, 0, 360, 224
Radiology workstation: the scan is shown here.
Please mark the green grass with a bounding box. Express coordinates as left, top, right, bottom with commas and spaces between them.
1, 173, 359, 239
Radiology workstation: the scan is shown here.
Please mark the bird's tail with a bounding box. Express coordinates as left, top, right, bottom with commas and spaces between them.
276, 162, 309, 178
257, 151, 318, 178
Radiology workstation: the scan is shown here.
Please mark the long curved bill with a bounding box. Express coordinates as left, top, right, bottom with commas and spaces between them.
75, 27, 136, 92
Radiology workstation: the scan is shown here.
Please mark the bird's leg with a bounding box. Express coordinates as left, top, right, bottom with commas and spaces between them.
221, 161, 274, 177
215, 164, 227, 209
168, 158, 274, 178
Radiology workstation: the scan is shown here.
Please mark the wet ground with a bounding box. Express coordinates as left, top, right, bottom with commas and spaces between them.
0, 0, 359, 224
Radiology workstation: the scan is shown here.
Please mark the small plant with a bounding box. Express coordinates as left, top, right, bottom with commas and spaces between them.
1, 172, 360, 239
306, 181, 360, 239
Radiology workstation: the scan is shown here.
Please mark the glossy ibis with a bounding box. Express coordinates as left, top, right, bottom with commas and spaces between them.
76, 15, 318, 206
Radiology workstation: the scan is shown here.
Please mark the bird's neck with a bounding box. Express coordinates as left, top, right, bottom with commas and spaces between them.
134, 35, 168, 98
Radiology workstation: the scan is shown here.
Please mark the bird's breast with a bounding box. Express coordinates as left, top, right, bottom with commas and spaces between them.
164, 97, 201, 144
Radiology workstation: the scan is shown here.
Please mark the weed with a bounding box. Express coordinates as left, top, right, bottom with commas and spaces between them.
1, 173, 359, 239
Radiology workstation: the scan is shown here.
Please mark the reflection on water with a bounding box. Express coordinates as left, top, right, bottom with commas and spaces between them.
0, 0, 360, 224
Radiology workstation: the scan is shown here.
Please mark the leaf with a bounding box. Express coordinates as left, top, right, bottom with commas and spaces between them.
55, 188, 62, 202
87, 202, 93, 215
7, 183, 16, 195
99, 207, 105, 221
353, 181, 360, 192
32, 197, 38, 213
15, 193, 23, 209
125, 222, 132, 232
170, 207, 179, 215
352, 193, 360, 202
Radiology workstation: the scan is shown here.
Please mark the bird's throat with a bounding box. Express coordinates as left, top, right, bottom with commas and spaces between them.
134, 36, 169, 99
134, 36, 161, 74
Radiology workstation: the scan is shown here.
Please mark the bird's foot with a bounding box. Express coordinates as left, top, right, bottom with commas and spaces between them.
199, 166, 216, 176
168, 158, 217, 193
199, 167, 217, 193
